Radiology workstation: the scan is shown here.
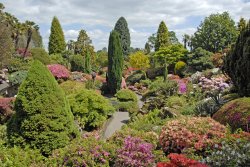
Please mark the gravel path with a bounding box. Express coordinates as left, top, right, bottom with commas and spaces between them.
103, 93, 144, 139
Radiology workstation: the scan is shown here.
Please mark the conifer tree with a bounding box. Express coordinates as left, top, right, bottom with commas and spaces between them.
75, 29, 91, 55
48, 16, 66, 54
107, 30, 123, 94
114, 17, 131, 57
238, 17, 247, 33
84, 49, 91, 74
7, 60, 78, 155
155, 21, 169, 51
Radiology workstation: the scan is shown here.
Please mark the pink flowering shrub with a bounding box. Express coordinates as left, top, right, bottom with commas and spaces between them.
178, 81, 187, 94
47, 64, 70, 80
198, 76, 230, 93
0, 98, 15, 124
159, 117, 226, 155
157, 153, 208, 167
115, 136, 155, 167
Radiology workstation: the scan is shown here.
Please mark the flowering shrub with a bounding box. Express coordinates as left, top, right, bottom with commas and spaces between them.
198, 76, 230, 93
203, 132, 250, 166
48, 137, 116, 167
159, 117, 226, 155
47, 64, 70, 80
0, 98, 15, 124
213, 97, 250, 132
178, 81, 187, 94
115, 136, 155, 167
157, 153, 208, 167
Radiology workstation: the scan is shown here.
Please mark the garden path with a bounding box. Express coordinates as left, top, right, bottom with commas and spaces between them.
103, 93, 144, 139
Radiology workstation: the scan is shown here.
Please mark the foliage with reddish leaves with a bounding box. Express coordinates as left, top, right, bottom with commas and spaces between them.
0, 98, 15, 124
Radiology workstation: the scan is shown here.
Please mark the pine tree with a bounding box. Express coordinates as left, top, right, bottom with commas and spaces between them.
84, 49, 91, 74
48, 16, 66, 54
155, 21, 169, 51
238, 17, 247, 33
75, 29, 91, 55
114, 17, 131, 57
107, 30, 123, 94
7, 60, 79, 155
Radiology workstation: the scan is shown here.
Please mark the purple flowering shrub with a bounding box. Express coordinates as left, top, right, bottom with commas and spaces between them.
213, 97, 250, 132
48, 137, 116, 166
115, 136, 155, 167
47, 64, 70, 80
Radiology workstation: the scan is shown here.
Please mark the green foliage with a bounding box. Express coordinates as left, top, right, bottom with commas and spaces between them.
8, 70, 28, 86
238, 17, 247, 32
174, 61, 186, 76
84, 49, 91, 73
69, 54, 84, 72
0, 22, 14, 68
0, 125, 7, 145
223, 22, 250, 96
107, 30, 124, 94
48, 16, 66, 54
74, 29, 92, 55
165, 96, 186, 109
187, 47, 214, 72
168, 31, 179, 44
126, 70, 146, 85
192, 12, 238, 52
68, 89, 115, 130
155, 21, 169, 51
114, 17, 131, 57
213, 97, 250, 132
96, 49, 108, 68
48, 137, 116, 167
129, 51, 150, 70
30, 48, 51, 65
7, 57, 31, 73
0, 146, 46, 167
50, 53, 68, 67
115, 89, 138, 102
154, 44, 188, 66
7, 60, 78, 155
59, 80, 85, 95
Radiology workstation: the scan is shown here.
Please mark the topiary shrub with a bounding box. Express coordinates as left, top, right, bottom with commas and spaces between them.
47, 64, 70, 80
174, 61, 186, 77
59, 80, 85, 95
223, 22, 250, 96
7, 60, 79, 155
30, 48, 51, 65
68, 89, 115, 130
213, 97, 250, 132
115, 89, 139, 116
159, 117, 226, 155
0, 98, 15, 124
114, 136, 155, 167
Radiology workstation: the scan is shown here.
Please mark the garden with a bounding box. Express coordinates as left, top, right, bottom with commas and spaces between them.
0, 2, 250, 167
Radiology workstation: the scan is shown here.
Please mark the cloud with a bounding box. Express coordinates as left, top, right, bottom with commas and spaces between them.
2, 0, 250, 50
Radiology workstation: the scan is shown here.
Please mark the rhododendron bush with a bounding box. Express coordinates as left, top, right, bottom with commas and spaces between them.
159, 117, 226, 154
198, 76, 230, 93
157, 153, 208, 167
47, 64, 70, 79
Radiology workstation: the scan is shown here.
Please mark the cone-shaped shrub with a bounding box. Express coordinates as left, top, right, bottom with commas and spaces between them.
7, 60, 78, 155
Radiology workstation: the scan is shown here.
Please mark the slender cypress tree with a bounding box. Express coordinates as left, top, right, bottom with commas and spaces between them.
107, 30, 123, 94
7, 60, 79, 155
155, 21, 169, 51
114, 17, 131, 57
48, 16, 66, 54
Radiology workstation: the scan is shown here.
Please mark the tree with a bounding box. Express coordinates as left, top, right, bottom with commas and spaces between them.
183, 34, 190, 49
191, 12, 238, 53
75, 29, 91, 55
7, 60, 78, 155
107, 30, 123, 94
48, 16, 66, 54
147, 33, 156, 51
23, 21, 36, 57
129, 51, 150, 70
223, 21, 250, 96
84, 49, 91, 73
144, 42, 151, 54
114, 17, 131, 57
169, 31, 179, 44
155, 21, 169, 51
238, 17, 247, 33
0, 22, 14, 68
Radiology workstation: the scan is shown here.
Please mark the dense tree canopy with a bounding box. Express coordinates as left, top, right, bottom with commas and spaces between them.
114, 17, 131, 57
155, 21, 169, 51
48, 16, 66, 54
191, 12, 238, 53
129, 51, 150, 70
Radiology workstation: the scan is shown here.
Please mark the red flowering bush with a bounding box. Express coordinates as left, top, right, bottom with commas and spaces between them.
0, 98, 15, 124
47, 64, 70, 80
213, 97, 250, 132
159, 117, 226, 154
157, 153, 208, 167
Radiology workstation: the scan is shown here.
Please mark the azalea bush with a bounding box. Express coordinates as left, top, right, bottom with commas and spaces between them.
114, 136, 155, 167
157, 153, 208, 167
0, 98, 15, 124
159, 117, 226, 155
47, 64, 70, 80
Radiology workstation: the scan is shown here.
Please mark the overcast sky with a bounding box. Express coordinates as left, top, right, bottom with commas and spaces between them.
2, 0, 250, 50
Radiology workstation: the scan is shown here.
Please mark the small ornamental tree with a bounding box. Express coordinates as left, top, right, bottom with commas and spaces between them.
107, 30, 123, 94
7, 60, 78, 155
